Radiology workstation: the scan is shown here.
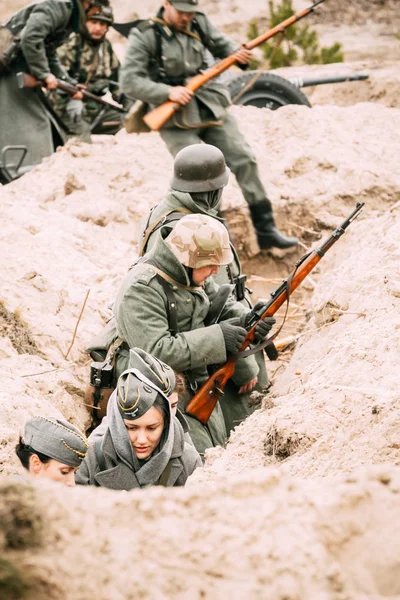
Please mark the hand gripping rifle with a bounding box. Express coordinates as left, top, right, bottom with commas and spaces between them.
186, 202, 364, 425
143, 0, 327, 131
17, 72, 125, 113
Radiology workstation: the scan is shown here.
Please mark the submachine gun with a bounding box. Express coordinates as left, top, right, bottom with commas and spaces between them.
186, 202, 365, 425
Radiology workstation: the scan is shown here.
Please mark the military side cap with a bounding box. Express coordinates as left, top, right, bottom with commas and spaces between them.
116, 368, 164, 420
170, 0, 199, 13
24, 417, 89, 468
128, 348, 175, 397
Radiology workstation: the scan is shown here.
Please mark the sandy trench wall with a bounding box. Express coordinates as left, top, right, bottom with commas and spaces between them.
1, 466, 400, 600
0, 100, 400, 599
0, 101, 399, 476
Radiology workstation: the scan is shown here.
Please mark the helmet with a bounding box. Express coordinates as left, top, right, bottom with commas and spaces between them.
87, 4, 113, 24
128, 348, 175, 397
171, 144, 230, 193
165, 214, 233, 268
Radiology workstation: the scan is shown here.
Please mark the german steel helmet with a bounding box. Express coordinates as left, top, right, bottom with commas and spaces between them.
171, 144, 230, 192
165, 214, 233, 268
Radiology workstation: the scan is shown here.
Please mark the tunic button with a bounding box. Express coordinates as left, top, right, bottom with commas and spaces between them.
186, 299, 190, 303
172, 286, 178, 291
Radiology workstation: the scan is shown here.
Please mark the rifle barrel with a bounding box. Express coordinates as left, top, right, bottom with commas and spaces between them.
186, 201, 364, 424
56, 80, 125, 113
289, 73, 369, 88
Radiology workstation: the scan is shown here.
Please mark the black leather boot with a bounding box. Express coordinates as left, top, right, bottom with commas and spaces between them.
249, 202, 299, 250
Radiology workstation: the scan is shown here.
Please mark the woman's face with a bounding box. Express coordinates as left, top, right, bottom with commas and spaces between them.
124, 407, 165, 460
29, 455, 77, 487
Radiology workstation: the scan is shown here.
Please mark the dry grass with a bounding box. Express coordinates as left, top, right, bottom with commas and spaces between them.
0, 301, 41, 356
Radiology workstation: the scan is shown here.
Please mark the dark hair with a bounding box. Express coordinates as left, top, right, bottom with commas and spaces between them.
15, 437, 51, 471
153, 394, 170, 429
174, 372, 186, 396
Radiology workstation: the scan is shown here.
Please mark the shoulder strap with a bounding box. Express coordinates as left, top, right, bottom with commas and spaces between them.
157, 459, 173, 486
155, 274, 179, 336
139, 207, 191, 256
191, 17, 210, 48
153, 24, 165, 79
94, 437, 106, 484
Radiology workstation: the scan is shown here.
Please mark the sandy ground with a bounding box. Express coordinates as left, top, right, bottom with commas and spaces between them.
1, 1, 400, 599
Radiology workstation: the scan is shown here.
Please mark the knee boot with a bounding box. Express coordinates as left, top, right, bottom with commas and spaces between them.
249, 202, 299, 250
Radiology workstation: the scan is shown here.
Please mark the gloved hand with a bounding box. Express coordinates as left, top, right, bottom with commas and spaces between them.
66, 98, 84, 124
245, 301, 276, 343
253, 317, 276, 343
219, 318, 247, 354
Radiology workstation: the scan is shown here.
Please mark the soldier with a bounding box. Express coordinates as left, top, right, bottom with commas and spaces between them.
120, 0, 298, 250
0, 0, 110, 166
138, 144, 271, 434
15, 416, 89, 487
48, 4, 127, 140
89, 347, 193, 445
76, 368, 201, 488
112, 214, 275, 458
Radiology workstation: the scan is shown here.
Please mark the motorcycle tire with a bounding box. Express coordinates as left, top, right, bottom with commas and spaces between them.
227, 71, 311, 110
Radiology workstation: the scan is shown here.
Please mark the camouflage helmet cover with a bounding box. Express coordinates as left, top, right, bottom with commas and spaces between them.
171, 144, 229, 193
165, 214, 233, 268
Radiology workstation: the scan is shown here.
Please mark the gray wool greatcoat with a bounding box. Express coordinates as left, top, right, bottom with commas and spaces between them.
76, 418, 201, 489
137, 189, 270, 433
113, 229, 256, 457
0, 0, 83, 166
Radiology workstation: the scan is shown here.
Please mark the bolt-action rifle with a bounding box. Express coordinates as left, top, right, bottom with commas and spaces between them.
143, 0, 328, 131
186, 202, 364, 425
16, 72, 125, 113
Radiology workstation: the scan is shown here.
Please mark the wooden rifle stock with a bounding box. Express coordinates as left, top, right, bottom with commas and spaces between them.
186, 202, 364, 425
17, 72, 125, 113
143, 0, 327, 131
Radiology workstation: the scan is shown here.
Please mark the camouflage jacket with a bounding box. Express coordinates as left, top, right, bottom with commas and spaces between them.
56, 32, 120, 99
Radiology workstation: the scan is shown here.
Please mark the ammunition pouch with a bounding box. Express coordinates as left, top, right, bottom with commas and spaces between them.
84, 319, 124, 423
234, 274, 247, 302
0, 26, 20, 75
84, 360, 115, 422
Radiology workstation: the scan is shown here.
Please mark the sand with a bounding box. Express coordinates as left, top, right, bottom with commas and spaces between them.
0, 0, 400, 598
